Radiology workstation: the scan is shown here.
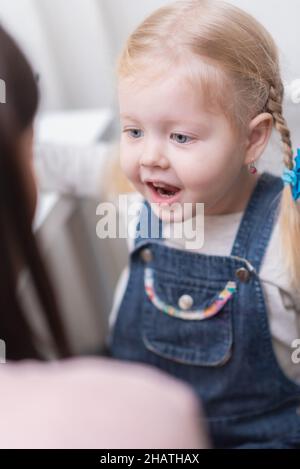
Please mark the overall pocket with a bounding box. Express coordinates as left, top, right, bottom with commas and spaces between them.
142, 267, 236, 366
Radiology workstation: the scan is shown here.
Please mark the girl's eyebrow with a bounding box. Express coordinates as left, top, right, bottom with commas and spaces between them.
120, 113, 138, 120
120, 114, 143, 125
120, 114, 208, 127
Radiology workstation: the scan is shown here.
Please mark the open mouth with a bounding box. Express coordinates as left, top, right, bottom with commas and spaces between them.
146, 181, 181, 198
145, 181, 182, 205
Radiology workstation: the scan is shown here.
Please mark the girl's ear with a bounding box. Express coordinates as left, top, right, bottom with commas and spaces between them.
244, 112, 273, 166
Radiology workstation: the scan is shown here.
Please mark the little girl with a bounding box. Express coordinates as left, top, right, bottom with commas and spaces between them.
107, 0, 300, 448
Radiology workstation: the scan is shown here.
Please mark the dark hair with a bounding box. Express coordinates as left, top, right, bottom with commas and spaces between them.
0, 25, 71, 360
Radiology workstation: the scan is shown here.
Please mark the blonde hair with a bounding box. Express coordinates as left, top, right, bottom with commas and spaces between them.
116, 0, 300, 291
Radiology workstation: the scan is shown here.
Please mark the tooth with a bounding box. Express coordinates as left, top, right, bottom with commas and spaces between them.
153, 182, 169, 189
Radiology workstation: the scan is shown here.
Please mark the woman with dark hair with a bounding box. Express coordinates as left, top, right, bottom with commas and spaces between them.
0, 25, 206, 449
0, 24, 70, 360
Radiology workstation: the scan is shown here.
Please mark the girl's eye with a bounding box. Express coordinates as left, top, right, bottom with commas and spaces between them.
171, 133, 194, 144
123, 129, 144, 139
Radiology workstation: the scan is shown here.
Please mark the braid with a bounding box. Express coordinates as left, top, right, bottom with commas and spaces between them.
266, 84, 294, 171
270, 82, 300, 293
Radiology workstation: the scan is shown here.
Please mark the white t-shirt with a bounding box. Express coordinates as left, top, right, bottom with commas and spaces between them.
109, 192, 300, 384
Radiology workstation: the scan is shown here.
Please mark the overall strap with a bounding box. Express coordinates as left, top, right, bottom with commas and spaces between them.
230, 171, 284, 272
134, 199, 164, 248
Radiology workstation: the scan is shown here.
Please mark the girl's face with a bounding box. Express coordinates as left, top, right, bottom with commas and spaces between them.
118, 69, 255, 221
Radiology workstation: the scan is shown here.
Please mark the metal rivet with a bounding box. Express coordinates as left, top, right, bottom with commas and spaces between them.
235, 267, 250, 283
178, 294, 194, 310
140, 248, 153, 263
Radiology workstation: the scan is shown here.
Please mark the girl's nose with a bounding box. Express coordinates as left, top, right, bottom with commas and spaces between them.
140, 144, 169, 169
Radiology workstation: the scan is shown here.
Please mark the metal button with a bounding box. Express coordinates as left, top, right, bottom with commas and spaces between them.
235, 267, 250, 283
178, 294, 194, 310
140, 248, 153, 263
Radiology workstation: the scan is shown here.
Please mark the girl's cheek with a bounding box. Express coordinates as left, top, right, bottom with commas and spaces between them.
185, 153, 229, 188
120, 149, 139, 183
176, 160, 213, 189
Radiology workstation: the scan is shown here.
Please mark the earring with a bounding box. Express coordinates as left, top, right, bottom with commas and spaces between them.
248, 161, 257, 174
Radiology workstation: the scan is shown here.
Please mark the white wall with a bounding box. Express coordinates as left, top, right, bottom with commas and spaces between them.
0, 0, 65, 110
36, 0, 115, 110
0, 0, 115, 110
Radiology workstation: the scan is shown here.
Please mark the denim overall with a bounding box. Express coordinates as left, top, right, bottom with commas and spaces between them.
108, 171, 300, 448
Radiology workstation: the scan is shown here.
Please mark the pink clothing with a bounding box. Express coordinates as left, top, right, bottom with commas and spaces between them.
0, 357, 209, 449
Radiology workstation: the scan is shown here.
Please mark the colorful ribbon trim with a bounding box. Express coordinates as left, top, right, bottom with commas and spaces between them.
144, 267, 237, 320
